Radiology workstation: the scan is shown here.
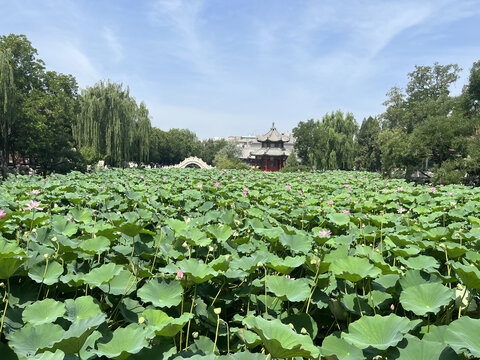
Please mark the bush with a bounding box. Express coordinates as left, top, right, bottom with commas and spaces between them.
280, 165, 311, 173
432, 160, 465, 185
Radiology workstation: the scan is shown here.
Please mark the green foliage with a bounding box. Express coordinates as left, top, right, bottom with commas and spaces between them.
355, 116, 381, 171
284, 152, 298, 168
1, 169, 480, 358
213, 140, 249, 169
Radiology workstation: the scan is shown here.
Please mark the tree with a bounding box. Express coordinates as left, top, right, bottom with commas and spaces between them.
292, 119, 318, 166
132, 102, 151, 163
315, 111, 358, 170
198, 138, 227, 165
213, 140, 249, 169
355, 116, 381, 171
0, 50, 15, 177
75, 81, 138, 166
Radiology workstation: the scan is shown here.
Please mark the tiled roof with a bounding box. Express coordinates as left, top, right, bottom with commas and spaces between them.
257, 123, 291, 142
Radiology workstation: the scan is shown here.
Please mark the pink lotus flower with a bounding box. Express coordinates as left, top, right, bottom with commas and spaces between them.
176, 269, 184, 280
298, 190, 303, 195
25, 200, 42, 211
31, 189, 40, 195
285, 275, 296, 280
0, 209, 6, 218
429, 187, 437, 193
397, 208, 406, 214
214, 182, 220, 188
390, 304, 395, 311
318, 229, 331, 237
198, 184, 203, 189
342, 209, 350, 214
286, 185, 292, 190
326, 200, 334, 205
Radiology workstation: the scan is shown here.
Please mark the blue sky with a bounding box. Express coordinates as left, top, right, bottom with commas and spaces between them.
1, 0, 479, 139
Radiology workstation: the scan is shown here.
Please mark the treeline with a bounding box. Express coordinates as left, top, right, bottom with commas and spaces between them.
293, 61, 480, 184
0, 34, 230, 176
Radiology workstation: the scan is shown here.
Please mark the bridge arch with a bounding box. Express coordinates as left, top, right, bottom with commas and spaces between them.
175, 157, 213, 169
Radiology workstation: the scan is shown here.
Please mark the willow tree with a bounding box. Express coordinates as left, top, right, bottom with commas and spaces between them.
133, 101, 151, 163
0, 50, 15, 177
75, 81, 137, 167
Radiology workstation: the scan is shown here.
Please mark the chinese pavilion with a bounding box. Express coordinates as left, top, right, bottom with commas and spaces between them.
250, 123, 293, 171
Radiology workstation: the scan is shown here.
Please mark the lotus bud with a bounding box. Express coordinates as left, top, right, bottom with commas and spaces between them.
257, 261, 263, 268
0, 282, 4, 288
192, 331, 199, 338
214, 308, 221, 315
208, 245, 214, 252
32, 228, 37, 233
138, 316, 145, 324
44, 253, 49, 259
176, 269, 184, 280
51, 237, 57, 242
301, 328, 308, 334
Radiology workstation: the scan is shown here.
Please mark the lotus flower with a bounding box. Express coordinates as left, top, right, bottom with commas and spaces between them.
30, 189, 40, 195
25, 200, 42, 211
326, 200, 334, 205
176, 269, 184, 280
318, 229, 331, 237
0, 209, 6, 218
214, 182, 220, 188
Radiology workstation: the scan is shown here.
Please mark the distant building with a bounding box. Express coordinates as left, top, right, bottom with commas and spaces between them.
229, 123, 295, 171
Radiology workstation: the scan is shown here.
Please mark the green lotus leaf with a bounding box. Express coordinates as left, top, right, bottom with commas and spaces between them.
341, 293, 373, 316
51, 215, 78, 237
205, 224, 232, 242
64, 296, 103, 321
398, 255, 439, 272
165, 218, 189, 233
255, 227, 285, 242
52, 314, 105, 355
83, 263, 123, 287
176, 259, 218, 283
6, 323, 65, 358
399, 270, 442, 290
328, 213, 350, 226
396, 337, 455, 360
0, 238, 25, 258
451, 262, 480, 289
22, 298, 66, 326
330, 256, 381, 282
0, 257, 26, 279
28, 261, 64, 285
69, 208, 93, 224
95, 323, 150, 360
278, 233, 312, 254
400, 283, 454, 316
281, 312, 318, 339
321, 334, 365, 360
242, 315, 320, 359
422, 325, 449, 343
98, 269, 137, 295
79, 236, 110, 254
444, 316, 480, 357
137, 278, 183, 308
266, 275, 310, 302
390, 245, 421, 258
143, 308, 193, 336
342, 314, 421, 350
424, 227, 449, 241
21, 349, 66, 360
266, 255, 305, 274
232, 327, 262, 348
218, 351, 266, 360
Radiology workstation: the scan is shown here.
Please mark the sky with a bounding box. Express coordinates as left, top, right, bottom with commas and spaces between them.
1, 0, 479, 139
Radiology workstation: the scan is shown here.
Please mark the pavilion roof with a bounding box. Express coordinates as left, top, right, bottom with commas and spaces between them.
251, 147, 290, 157
257, 123, 291, 142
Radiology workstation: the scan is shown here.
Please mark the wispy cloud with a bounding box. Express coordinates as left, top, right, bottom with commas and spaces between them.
102, 27, 123, 61
148, 0, 220, 77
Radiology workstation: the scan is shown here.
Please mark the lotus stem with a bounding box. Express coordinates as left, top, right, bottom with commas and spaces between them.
213, 313, 220, 353
0, 279, 10, 337
37, 255, 50, 300
264, 266, 268, 319
305, 260, 321, 314
210, 281, 225, 307
150, 231, 163, 273
184, 284, 197, 350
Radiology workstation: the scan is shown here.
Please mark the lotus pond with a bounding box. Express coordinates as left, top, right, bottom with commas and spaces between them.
1, 169, 480, 359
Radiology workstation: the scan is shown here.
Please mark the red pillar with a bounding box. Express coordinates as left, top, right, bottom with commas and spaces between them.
254, 157, 257, 168
265, 157, 268, 171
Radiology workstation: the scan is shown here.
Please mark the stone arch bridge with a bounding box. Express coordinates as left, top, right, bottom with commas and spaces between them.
165, 157, 213, 169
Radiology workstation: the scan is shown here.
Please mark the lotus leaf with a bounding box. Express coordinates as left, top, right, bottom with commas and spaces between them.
137, 278, 183, 308
98, 269, 137, 295
95, 323, 150, 360
83, 263, 123, 287
79, 236, 110, 254
255, 227, 284, 242
22, 298, 66, 325
266, 255, 305, 274
205, 224, 232, 242
64, 296, 103, 321
342, 314, 421, 350
278, 233, 312, 253
396, 337, 456, 360
321, 334, 365, 360
328, 213, 350, 226
143, 308, 193, 336
6, 323, 65, 358
330, 256, 381, 282
444, 316, 480, 357
398, 255, 440, 272
451, 262, 480, 289
242, 315, 320, 359
400, 283, 454, 316
176, 259, 218, 283
51, 215, 78, 237
266, 275, 310, 302
28, 261, 64, 285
